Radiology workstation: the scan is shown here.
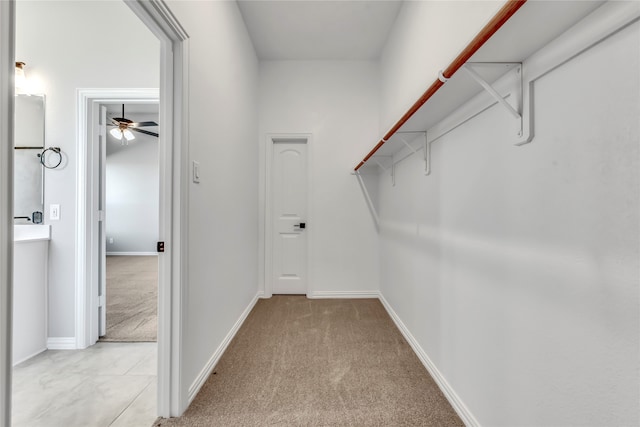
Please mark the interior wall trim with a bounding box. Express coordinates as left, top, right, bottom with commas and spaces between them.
307, 291, 381, 299
128, 0, 189, 42
0, 0, 14, 424
187, 293, 260, 404
46, 337, 76, 350
378, 294, 480, 427
12, 348, 46, 367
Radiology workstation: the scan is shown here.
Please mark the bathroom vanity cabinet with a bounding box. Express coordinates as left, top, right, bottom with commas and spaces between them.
13, 225, 50, 366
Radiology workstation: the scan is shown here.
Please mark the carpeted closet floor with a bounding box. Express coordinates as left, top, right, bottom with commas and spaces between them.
154, 296, 462, 426
101, 255, 158, 342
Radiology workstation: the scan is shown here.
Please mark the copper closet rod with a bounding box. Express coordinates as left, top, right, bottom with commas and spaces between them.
354, 0, 527, 171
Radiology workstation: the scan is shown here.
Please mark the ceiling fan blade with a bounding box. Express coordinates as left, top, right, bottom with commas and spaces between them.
130, 121, 158, 128
112, 117, 133, 124
131, 128, 159, 137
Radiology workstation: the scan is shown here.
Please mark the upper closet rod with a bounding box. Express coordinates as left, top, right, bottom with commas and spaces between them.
354, 0, 527, 171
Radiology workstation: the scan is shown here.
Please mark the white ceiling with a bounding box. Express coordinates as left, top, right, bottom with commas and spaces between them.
237, 0, 403, 60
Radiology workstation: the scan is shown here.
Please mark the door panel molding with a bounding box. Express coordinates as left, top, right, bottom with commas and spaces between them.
272, 141, 307, 294
262, 134, 313, 298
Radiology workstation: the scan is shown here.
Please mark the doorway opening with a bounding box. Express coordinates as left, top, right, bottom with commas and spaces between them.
100, 102, 159, 343
3, 0, 189, 422
78, 91, 160, 347
9, 96, 163, 426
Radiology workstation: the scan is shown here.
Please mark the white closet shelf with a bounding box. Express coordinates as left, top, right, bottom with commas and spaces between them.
354, 0, 605, 174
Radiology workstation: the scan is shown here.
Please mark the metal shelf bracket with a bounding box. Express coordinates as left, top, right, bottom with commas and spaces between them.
354, 170, 380, 231
463, 62, 523, 139
395, 131, 430, 177
372, 155, 392, 172
396, 134, 420, 155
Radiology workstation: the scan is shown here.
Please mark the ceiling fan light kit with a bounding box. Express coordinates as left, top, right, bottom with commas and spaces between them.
122, 129, 135, 141
108, 104, 159, 145
109, 126, 136, 144
109, 127, 122, 140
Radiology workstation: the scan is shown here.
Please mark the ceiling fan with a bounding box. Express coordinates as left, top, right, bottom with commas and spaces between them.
107, 104, 159, 143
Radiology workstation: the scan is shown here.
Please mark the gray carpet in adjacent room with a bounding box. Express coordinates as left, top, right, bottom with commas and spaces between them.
100, 255, 157, 342
154, 296, 462, 426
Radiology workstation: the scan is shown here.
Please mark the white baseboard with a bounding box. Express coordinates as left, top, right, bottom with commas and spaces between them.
13, 347, 47, 366
47, 337, 76, 350
187, 293, 260, 403
378, 294, 480, 427
106, 252, 158, 256
307, 290, 381, 299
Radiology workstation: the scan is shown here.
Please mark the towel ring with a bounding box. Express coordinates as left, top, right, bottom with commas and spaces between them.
38, 147, 62, 169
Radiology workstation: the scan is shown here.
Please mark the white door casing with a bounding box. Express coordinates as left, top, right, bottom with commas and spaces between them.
271, 139, 308, 295
124, 2, 191, 414
98, 106, 107, 338
0, 1, 14, 425
262, 134, 314, 298
79, 91, 159, 348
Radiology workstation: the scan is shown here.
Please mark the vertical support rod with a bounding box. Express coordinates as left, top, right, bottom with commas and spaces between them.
424, 133, 431, 176
354, 172, 380, 231
391, 162, 396, 187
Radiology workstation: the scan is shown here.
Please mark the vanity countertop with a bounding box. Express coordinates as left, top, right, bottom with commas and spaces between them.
14, 224, 51, 242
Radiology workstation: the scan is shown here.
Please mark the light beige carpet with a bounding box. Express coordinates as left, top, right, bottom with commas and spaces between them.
100, 255, 157, 342
154, 296, 463, 426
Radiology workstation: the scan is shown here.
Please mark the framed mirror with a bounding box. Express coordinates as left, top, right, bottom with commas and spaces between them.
14, 94, 45, 222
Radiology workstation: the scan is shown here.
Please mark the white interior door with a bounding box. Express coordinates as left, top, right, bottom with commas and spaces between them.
272, 140, 308, 294
97, 105, 107, 337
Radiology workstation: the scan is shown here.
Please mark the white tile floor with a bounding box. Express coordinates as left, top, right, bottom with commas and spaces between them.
12, 342, 157, 427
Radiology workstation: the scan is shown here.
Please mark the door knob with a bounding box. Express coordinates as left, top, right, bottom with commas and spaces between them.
294, 222, 306, 229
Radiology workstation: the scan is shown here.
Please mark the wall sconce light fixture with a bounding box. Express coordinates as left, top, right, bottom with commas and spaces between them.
15, 61, 26, 93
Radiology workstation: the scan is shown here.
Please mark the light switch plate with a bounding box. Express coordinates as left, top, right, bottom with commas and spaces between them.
192, 160, 200, 183
50, 204, 60, 220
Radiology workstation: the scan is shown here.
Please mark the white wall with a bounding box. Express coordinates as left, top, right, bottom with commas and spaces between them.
164, 0, 259, 402
16, 1, 159, 338
258, 61, 380, 296
105, 112, 159, 254
377, 12, 639, 427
